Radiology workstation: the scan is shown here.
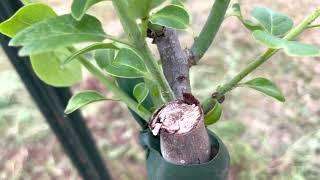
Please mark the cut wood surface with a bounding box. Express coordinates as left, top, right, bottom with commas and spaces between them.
150, 94, 211, 165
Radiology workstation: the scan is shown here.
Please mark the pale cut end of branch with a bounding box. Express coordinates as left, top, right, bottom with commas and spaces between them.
149, 94, 211, 165
151, 101, 200, 136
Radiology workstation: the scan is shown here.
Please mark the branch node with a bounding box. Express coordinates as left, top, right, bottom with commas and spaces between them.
212, 92, 225, 103
177, 75, 186, 82
184, 48, 197, 67
147, 27, 166, 44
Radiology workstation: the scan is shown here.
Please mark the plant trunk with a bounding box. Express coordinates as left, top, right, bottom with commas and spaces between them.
150, 28, 211, 165
153, 28, 191, 99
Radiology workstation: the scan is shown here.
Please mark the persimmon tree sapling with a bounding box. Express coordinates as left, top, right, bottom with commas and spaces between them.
1, 0, 320, 178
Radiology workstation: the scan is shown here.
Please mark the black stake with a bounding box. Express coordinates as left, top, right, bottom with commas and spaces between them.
0, 1, 111, 179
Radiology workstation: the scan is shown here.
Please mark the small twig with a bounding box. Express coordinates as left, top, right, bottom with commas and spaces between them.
307, 24, 320, 28
190, 0, 231, 63
112, 0, 175, 102
202, 7, 320, 113
77, 55, 152, 122
103, 34, 133, 47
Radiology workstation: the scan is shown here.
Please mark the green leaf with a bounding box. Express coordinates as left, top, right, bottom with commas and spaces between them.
133, 82, 149, 104
226, 3, 262, 32
71, 0, 105, 20
65, 90, 107, 114
63, 43, 118, 65
127, 0, 152, 19
95, 49, 138, 78
126, 0, 165, 20
226, 3, 242, 18
241, 77, 285, 102
252, 7, 293, 36
95, 49, 116, 69
10, 14, 106, 56
253, 30, 284, 48
253, 30, 320, 57
126, 0, 166, 20
151, 0, 165, 7
114, 48, 147, 73
242, 19, 263, 31
149, 5, 190, 30
284, 41, 320, 57
0, 3, 82, 87
171, 0, 184, 7
94, 49, 145, 78
116, 77, 154, 127
204, 99, 222, 125
30, 49, 82, 87
0, 3, 56, 37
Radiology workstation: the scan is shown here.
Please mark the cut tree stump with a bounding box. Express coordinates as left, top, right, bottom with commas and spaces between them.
150, 94, 211, 165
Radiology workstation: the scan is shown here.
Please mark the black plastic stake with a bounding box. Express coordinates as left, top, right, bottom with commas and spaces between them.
0, 1, 111, 179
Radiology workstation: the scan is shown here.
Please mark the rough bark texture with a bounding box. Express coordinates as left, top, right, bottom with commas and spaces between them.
154, 28, 191, 99
149, 27, 211, 165
150, 94, 211, 165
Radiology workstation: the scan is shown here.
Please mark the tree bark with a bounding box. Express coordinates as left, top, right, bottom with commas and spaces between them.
149, 28, 211, 165
153, 28, 191, 99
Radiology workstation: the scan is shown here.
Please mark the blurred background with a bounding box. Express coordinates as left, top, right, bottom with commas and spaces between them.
1, 0, 320, 179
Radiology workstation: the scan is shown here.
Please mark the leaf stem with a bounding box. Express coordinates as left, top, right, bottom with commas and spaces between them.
112, 0, 174, 102
283, 8, 320, 40
217, 49, 277, 97
191, 0, 230, 62
139, 45, 175, 102
111, 0, 143, 45
202, 7, 320, 113
104, 34, 133, 47
307, 24, 320, 29
78, 57, 152, 122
